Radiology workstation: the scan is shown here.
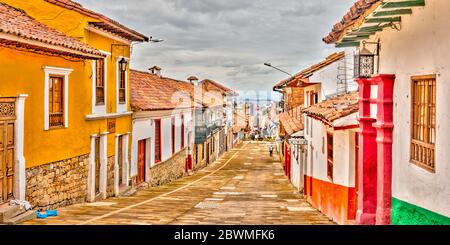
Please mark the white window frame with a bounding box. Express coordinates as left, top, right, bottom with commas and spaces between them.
92, 50, 110, 115
116, 56, 129, 113
43, 66, 72, 130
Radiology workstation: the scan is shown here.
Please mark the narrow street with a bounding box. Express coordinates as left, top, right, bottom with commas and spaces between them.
24, 142, 333, 225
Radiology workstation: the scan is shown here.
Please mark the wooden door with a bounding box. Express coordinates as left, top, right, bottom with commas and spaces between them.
206, 143, 210, 165
118, 136, 123, 186
137, 140, 146, 184
0, 113, 15, 204
95, 137, 101, 195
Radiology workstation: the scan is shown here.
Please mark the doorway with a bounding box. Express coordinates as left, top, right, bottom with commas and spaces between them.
0, 104, 15, 204
206, 142, 210, 165
137, 140, 146, 184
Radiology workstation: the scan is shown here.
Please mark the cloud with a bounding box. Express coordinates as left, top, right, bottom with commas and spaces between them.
76, 0, 355, 99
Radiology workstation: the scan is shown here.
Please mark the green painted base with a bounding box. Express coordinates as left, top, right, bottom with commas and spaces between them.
392, 197, 450, 225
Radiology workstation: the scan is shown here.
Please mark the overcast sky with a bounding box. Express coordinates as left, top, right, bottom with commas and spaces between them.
76, 0, 354, 100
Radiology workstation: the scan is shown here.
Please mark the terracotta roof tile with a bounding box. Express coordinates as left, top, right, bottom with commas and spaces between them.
323, 0, 382, 44
130, 69, 237, 111
201, 79, 238, 96
274, 52, 345, 89
279, 106, 304, 136
0, 3, 104, 59
130, 70, 195, 111
45, 0, 149, 42
303, 92, 359, 125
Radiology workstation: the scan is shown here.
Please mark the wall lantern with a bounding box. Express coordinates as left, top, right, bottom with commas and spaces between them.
119, 57, 128, 72
354, 40, 379, 78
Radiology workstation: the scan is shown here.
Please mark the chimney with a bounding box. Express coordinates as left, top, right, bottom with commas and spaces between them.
149, 66, 162, 76
187, 75, 199, 86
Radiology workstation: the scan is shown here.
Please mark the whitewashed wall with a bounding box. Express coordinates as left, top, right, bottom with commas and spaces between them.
161, 117, 172, 162
364, 0, 450, 217
305, 118, 327, 181
304, 117, 356, 188
131, 110, 193, 178
291, 144, 306, 192
309, 61, 341, 98
131, 118, 154, 177
304, 84, 322, 106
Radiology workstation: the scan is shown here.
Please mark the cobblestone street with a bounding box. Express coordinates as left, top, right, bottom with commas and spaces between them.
24, 142, 333, 225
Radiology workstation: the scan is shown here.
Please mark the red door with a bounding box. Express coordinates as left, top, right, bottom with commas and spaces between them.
137, 140, 146, 184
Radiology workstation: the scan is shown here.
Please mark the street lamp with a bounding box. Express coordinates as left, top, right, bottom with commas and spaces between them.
264, 63, 294, 77
354, 40, 379, 78
119, 57, 128, 72
149, 37, 164, 43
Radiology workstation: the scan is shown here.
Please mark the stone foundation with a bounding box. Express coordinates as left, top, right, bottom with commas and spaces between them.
26, 155, 89, 210
106, 156, 115, 197
148, 149, 187, 187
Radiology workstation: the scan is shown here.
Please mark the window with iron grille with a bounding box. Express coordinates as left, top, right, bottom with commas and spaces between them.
119, 61, 127, 104
49, 76, 64, 128
327, 132, 334, 180
96, 59, 105, 105
411, 75, 436, 172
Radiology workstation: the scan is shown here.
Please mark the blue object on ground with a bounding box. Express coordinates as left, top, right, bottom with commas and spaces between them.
46, 209, 58, 217
36, 211, 47, 219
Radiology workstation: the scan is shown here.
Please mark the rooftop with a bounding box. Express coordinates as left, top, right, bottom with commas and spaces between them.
279, 106, 304, 136
130, 70, 196, 111
303, 92, 359, 126
45, 0, 149, 42
0, 2, 104, 59
274, 52, 345, 90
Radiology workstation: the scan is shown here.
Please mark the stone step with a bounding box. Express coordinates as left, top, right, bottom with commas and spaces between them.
0, 204, 22, 223
3, 211, 35, 225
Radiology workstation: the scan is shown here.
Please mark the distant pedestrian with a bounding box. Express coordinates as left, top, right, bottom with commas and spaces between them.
269, 146, 274, 157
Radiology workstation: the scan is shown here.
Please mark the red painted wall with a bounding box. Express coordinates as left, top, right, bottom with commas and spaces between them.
305, 175, 357, 224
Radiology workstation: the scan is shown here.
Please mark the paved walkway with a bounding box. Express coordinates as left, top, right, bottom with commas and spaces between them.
24, 142, 334, 225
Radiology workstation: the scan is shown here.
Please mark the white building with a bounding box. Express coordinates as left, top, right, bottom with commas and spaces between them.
275, 51, 355, 193
130, 68, 195, 187
303, 92, 359, 224
324, 0, 450, 224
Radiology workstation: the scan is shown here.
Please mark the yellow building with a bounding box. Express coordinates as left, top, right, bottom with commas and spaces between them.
0, 0, 148, 210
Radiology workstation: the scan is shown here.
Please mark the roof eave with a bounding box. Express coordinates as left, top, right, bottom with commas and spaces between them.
0, 33, 105, 60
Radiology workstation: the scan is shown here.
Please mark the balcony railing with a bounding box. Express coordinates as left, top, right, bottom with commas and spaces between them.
49, 112, 64, 128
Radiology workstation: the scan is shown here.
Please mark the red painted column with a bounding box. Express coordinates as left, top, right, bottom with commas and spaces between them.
356, 78, 378, 225
373, 74, 395, 225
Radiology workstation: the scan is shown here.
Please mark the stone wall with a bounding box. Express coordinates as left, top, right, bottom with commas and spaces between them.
148, 149, 187, 187
106, 156, 115, 197
26, 154, 89, 210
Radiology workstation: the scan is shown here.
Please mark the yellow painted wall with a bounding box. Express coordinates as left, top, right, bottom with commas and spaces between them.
1, 48, 88, 167
1, 0, 133, 167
